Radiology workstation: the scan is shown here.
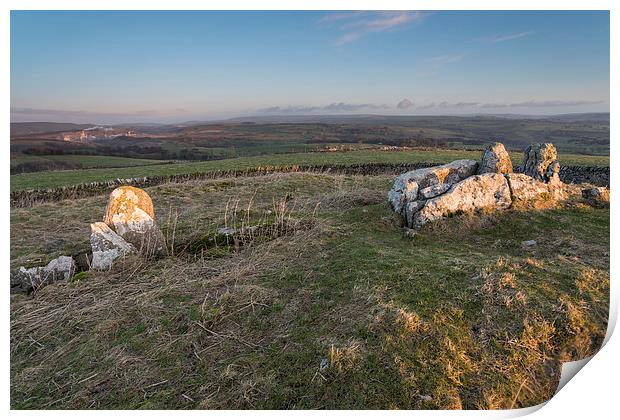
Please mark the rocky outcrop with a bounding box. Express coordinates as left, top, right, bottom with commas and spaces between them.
506, 173, 565, 209
478, 142, 513, 174
103, 186, 167, 257
413, 173, 512, 227
388, 160, 478, 214
582, 187, 610, 207
11, 256, 75, 293
90, 222, 136, 270
389, 142, 575, 228
520, 143, 559, 182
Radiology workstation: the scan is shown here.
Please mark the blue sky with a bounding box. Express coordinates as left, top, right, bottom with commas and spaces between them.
10, 10, 610, 123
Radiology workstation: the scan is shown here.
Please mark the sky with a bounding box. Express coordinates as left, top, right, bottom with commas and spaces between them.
10, 10, 610, 124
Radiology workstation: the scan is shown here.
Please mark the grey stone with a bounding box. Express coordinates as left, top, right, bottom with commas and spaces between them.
90, 222, 136, 270
388, 160, 478, 215
505, 173, 565, 208
11, 255, 76, 293
404, 200, 425, 228
419, 183, 451, 199
520, 143, 559, 182
104, 186, 167, 257
478, 142, 513, 174
582, 187, 610, 207
413, 173, 512, 227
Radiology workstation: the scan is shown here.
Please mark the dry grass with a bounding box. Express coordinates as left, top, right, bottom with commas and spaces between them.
10, 172, 609, 409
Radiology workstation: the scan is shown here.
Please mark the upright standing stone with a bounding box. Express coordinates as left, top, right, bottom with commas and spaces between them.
103, 186, 167, 257
478, 142, 513, 174
520, 143, 559, 182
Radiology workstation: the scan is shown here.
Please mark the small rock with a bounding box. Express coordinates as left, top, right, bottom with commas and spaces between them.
319, 358, 329, 371
10, 255, 76, 293
90, 222, 136, 270
403, 228, 417, 239
419, 395, 433, 402
217, 227, 237, 236
582, 187, 610, 207
521, 240, 537, 247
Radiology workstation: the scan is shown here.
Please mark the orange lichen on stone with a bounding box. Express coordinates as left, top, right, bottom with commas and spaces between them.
103, 186, 155, 226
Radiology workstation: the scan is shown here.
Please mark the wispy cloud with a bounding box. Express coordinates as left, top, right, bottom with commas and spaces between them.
257, 102, 389, 114
319, 11, 426, 46
11, 107, 160, 118
415, 99, 605, 111
425, 53, 465, 66
10, 107, 189, 123
481, 99, 604, 108
397, 98, 414, 109
490, 30, 534, 43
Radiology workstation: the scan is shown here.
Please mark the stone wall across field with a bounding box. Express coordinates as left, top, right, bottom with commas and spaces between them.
10, 162, 609, 208
558, 165, 610, 187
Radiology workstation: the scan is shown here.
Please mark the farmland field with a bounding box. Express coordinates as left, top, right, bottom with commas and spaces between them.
11, 154, 168, 172
10, 148, 610, 192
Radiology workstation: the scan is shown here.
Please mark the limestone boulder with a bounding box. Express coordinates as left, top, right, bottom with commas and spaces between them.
505, 173, 565, 209
11, 255, 75, 293
104, 186, 154, 224
90, 222, 136, 270
478, 142, 513, 174
412, 173, 512, 227
388, 160, 478, 214
103, 186, 167, 257
520, 143, 559, 182
582, 187, 610, 207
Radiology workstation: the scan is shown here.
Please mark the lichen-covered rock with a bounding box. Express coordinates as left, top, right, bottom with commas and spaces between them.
582, 187, 610, 207
103, 186, 167, 257
419, 183, 451, 199
520, 143, 559, 182
412, 173, 512, 227
505, 173, 565, 209
90, 222, 136, 270
104, 186, 155, 225
478, 142, 513, 174
11, 255, 76, 293
388, 160, 478, 214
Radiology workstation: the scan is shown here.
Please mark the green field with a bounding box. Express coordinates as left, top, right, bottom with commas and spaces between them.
10, 154, 168, 171
10, 149, 610, 191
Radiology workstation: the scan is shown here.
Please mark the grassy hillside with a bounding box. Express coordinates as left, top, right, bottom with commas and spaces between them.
10, 149, 610, 191
10, 173, 609, 409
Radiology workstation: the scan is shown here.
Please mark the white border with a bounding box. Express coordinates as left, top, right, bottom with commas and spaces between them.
2, 1, 617, 419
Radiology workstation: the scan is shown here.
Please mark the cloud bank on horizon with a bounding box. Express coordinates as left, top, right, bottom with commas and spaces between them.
10, 10, 609, 124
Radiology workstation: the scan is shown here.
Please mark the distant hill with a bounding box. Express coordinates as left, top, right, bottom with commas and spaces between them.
544, 113, 610, 123
11, 122, 95, 137
221, 112, 610, 125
